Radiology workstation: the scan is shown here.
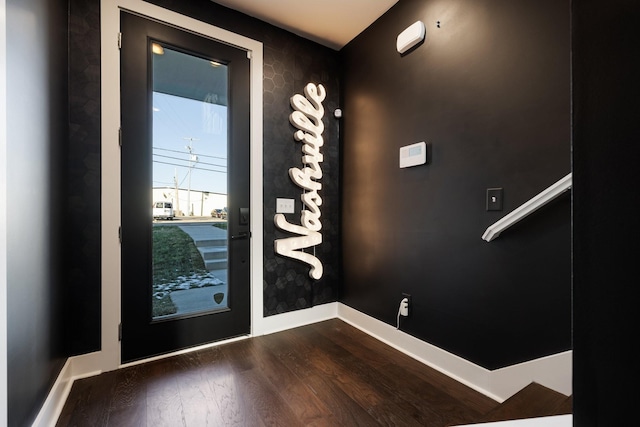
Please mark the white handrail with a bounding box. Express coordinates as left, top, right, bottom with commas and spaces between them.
482, 173, 572, 242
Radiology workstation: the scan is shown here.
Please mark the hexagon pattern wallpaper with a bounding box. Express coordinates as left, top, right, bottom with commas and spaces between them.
262, 43, 340, 315
68, 0, 102, 354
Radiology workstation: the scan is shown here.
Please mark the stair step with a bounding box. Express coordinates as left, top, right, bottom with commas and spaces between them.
205, 259, 228, 270
481, 383, 572, 423
554, 395, 573, 415
195, 238, 227, 247
199, 247, 227, 260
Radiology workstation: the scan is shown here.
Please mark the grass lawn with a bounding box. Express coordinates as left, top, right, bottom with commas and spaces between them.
152, 294, 178, 317
152, 226, 207, 317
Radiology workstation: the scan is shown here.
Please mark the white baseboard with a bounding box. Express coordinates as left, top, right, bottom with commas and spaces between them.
31, 352, 105, 427
489, 349, 572, 399
454, 414, 572, 427
337, 303, 572, 402
254, 302, 338, 336
31, 359, 72, 427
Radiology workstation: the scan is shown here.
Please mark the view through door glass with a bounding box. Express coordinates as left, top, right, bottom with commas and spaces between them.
120, 12, 251, 363
152, 45, 229, 318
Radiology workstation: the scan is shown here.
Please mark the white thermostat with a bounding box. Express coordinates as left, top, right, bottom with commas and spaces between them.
399, 141, 427, 168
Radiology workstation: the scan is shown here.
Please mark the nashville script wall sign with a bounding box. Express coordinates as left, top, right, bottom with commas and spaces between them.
274, 83, 326, 280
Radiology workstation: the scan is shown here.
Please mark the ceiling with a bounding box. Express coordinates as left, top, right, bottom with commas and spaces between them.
212, 0, 400, 50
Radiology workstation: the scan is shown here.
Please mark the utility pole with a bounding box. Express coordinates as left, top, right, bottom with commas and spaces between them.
184, 137, 199, 216
174, 168, 180, 216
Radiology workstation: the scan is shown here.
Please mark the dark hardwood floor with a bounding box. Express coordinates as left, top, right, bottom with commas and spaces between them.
480, 382, 572, 423
57, 319, 565, 426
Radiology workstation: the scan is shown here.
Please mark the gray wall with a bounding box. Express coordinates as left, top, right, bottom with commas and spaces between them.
6, 0, 69, 425
341, 0, 571, 370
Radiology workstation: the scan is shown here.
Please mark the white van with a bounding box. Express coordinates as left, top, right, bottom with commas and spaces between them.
153, 201, 174, 220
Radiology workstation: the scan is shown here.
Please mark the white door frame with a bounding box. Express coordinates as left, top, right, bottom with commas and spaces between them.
99, 0, 263, 372
1, 0, 8, 420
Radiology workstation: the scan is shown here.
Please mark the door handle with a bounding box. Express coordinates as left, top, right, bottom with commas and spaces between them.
231, 231, 251, 240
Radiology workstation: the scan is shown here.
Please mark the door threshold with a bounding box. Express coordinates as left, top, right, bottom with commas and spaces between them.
119, 333, 250, 369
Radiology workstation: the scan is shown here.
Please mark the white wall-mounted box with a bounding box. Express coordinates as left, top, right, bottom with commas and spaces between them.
397, 21, 426, 54
399, 141, 427, 168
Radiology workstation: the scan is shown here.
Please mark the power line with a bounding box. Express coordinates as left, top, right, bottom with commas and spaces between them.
153, 146, 226, 161
152, 160, 227, 174
153, 153, 227, 168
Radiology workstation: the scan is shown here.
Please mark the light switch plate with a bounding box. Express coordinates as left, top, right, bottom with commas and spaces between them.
276, 198, 295, 214
486, 188, 503, 211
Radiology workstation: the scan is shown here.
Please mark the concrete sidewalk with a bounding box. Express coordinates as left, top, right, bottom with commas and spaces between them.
170, 285, 228, 314
177, 222, 227, 242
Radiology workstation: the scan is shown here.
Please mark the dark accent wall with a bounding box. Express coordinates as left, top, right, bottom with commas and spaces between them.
145, 0, 341, 316
341, 0, 571, 370
67, 0, 102, 355
572, 0, 639, 424
6, 0, 69, 425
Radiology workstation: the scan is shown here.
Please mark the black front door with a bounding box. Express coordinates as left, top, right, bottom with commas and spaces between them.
120, 12, 251, 363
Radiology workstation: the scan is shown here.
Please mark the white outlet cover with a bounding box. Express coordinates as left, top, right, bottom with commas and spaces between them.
276, 198, 295, 214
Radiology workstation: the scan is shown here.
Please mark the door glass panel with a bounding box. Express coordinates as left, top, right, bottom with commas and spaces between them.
151, 44, 228, 319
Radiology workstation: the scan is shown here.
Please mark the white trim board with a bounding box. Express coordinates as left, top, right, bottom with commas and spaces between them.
337, 304, 572, 402
454, 414, 572, 427
1, 0, 8, 423
30, 359, 76, 427
254, 302, 338, 336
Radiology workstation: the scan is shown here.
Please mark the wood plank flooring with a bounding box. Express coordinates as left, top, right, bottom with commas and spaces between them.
480, 382, 572, 423
57, 318, 504, 426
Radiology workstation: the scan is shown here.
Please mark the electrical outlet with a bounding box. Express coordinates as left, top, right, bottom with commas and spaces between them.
400, 299, 409, 317
276, 198, 295, 214
401, 293, 411, 317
